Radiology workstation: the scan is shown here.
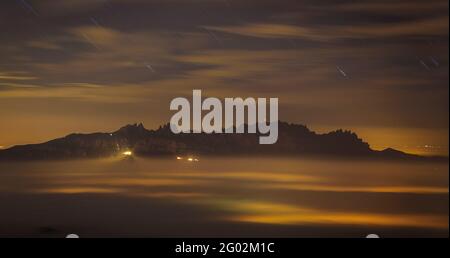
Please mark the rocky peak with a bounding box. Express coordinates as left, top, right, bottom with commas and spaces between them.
115, 123, 148, 135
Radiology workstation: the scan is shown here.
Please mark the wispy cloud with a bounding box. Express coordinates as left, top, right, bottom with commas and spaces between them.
27, 40, 63, 50
0, 72, 37, 81
205, 16, 448, 41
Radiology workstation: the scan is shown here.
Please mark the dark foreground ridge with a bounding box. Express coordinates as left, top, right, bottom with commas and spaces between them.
0, 122, 446, 161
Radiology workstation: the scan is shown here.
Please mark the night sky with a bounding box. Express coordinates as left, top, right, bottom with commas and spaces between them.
0, 0, 448, 155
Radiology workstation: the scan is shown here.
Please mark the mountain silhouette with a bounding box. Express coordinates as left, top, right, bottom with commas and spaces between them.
0, 122, 445, 161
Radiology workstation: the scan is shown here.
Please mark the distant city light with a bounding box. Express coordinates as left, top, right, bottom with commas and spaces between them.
177, 156, 199, 162
123, 151, 133, 156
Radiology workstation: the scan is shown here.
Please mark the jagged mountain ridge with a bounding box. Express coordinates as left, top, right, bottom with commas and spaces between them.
0, 122, 431, 160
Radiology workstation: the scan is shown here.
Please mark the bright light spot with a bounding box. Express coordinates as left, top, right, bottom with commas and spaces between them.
188, 158, 194, 162
194, 159, 199, 162
123, 151, 133, 156
66, 234, 80, 239
177, 156, 183, 160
